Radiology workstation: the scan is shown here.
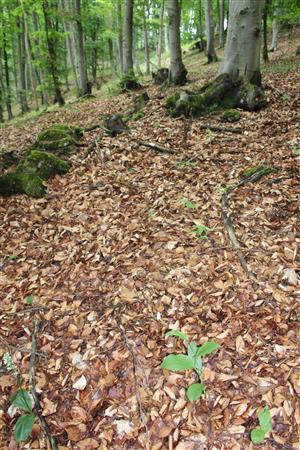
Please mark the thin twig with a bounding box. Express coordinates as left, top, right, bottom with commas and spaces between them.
115, 319, 149, 441
137, 140, 177, 154
29, 316, 58, 450
199, 124, 245, 134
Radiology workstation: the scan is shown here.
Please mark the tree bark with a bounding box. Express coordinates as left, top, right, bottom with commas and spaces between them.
32, 11, 48, 106
262, 1, 269, 62
167, 0, 187, 85
157, 0, 165, 69
143, 0, 150, 75
270, 1, 280, 51
117, 0, 124, 74
205, 0, 217, 63
42, 0, 65, 106
219, 0, 225, 47
2, 33, 13, 119
16, 16, 29, 114
219, 0, 265, 85
61, 0, 80, 93
74, 0, 89, 96
123, 0, 135, 75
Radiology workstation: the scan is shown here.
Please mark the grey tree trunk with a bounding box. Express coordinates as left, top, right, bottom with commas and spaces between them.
219, 0, 265, 85
123, 0, 135, 76
61, 0, 80, 93
219, 0, 225, 47
157, 0, 165, 69
262, 2, 269, 62
2, 33, 13, 119
166, 0, 187, 85
74, 0, 89, 96
16, 17, 29, 114
143, 1, 150, 75
205, 0, 217, 63
117, 0, 123, 73
270, 1, 280, 51
32, 12, 48, 106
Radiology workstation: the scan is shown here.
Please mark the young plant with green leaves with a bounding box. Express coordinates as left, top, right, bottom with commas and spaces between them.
250, 406, 272, 444
192, 224, 215, 239
180, 198, 198, 210
161, 330, 220, 402
11, 389, 36, 442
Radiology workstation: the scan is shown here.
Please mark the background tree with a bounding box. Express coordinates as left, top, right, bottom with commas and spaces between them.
205, 0, 217, 63
167, 0, 187, 85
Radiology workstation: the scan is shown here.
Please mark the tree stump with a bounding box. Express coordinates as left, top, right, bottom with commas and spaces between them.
153, 68, 169, 85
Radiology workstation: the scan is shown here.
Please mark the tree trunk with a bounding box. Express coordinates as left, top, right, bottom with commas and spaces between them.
219, 0, 225, 47
262, 1, 269, 62
117, 0, 124, 74
157, 0, 165, 69
167, 0, 187, 85
16, 17, 29, 114
74, 0, 89, 96
270, 1, 280, 51
205, 0, 217, 63
61, 0, 80, 93
3, 33, 13, 120
122, 0, 139, 88
20, 0, 39, 111
42, 0, 65, 106
166, 0, 266, 118
143, 1, 150, 75
219, 0, 265, 85
32, 11, 48, 106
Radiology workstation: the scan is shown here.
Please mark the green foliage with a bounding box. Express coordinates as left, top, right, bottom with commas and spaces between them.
290, 144, 300, 155
11, 389, 36, 442
180, 198, 198, 210
175, 160, 196, 171
3, 352, 18, 378
192, 224, 214, 239
221, 109, 241, 123
25, 295, 34, 305
241, 165, 277, 179
161, 330, 220, 402
281, 94, 291, 103
148, 210, 156, 218
250, 406, 272, 445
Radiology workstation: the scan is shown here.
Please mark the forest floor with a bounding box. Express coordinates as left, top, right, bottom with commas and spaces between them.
0, 33, 300, 450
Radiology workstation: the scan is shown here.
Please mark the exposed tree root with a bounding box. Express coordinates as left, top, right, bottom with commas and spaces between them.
199, 124, 245, 134
136, 140, 178, 154
220, 166, 278, 276
29, 316, 58, 450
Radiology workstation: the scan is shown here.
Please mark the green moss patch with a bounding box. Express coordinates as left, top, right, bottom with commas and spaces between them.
241, 165, 278, 179
222, 109, 241, 123
36, 124, 82, 155
0, 150, 69, 198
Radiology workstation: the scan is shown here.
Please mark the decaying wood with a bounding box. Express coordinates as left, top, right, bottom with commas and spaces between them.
29, 316, 58, 450
199, 124, 245, 134
137, 140, 177, 154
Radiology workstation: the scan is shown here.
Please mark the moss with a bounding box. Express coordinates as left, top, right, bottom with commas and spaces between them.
37, 124, 82, 155
119, 72, 141, 91
0, 150, 69, 198
241, 165, 277, 179
222, 109, 241, 122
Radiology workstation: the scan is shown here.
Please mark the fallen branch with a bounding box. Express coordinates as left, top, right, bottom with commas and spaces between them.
137, 140, 177, 154
199, 124, 245, 134
29, 317, 58, 450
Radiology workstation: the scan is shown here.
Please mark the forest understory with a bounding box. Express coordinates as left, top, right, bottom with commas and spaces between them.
0, 34, 300, 450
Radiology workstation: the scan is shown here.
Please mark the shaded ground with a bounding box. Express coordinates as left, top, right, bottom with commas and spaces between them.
0, 35, 300, 449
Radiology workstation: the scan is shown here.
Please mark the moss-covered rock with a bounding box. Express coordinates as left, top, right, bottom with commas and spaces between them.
166, 74, 266, 118
119, 72, 141, 91
36, 124, 82, 155
222, 109, 241, 123
0, 150, 69, 197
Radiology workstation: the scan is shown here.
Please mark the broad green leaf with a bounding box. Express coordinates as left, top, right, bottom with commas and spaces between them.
165, 330, 189, 341
258, 406, 272, 433
161, 354, 194, 371
187, 383, 204, 402
250, 428, 266, 444
14, 414, 35, 442
187, 342, 198, 359
11, 389, 33, 413
196, 341, 220, 357
194, 356, 203, 377
26, 295, 33, 305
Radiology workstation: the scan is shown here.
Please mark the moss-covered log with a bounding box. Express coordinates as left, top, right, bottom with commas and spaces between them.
166, 74, 266, 118
36, 124, 82, 155
0, 150, 69, 197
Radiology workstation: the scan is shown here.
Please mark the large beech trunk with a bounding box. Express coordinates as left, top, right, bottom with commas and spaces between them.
166, 0, 266, 117
167, 0, 187, 85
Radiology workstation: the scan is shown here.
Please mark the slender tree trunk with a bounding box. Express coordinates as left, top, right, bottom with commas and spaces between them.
263, 1, 269, 62
270, 1, 280, 51
219, 0, 225, 47
32, 12, 48, 106
3, 33, 13, 120
143, 2, 150, 75
74, 0, 89, 96
61, 0, 80, 93
20, 0, 39, 111
91, 24, 98, 86
133, 31, 143, 76
117, 0, 123, 74
108, 38, 115, 78
16, 17, 29, 114
167, 0, 187, 85
157, 0, 165, 69
42, 0, 65, 106
205, 0, 217, 63
123, 0, 135, 76
0, 55, 5, 122
219, 0, 265, 85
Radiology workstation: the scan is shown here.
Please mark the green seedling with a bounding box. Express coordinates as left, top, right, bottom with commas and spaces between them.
148, 210, 156, 218
218, 183, 237, 195
11, 389, 36, 442
290, 144, 300, 155
180, 198, 198, 210
127, 167, 137, 174
25, 295, 33, 305
250, 406, 272, 444
8, 254, 19, 261
281, 94, 291, 103
192, 224, 214, 239
3, 353, 19, 379
161, 330, 220, 402
205, 129, 214, 142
